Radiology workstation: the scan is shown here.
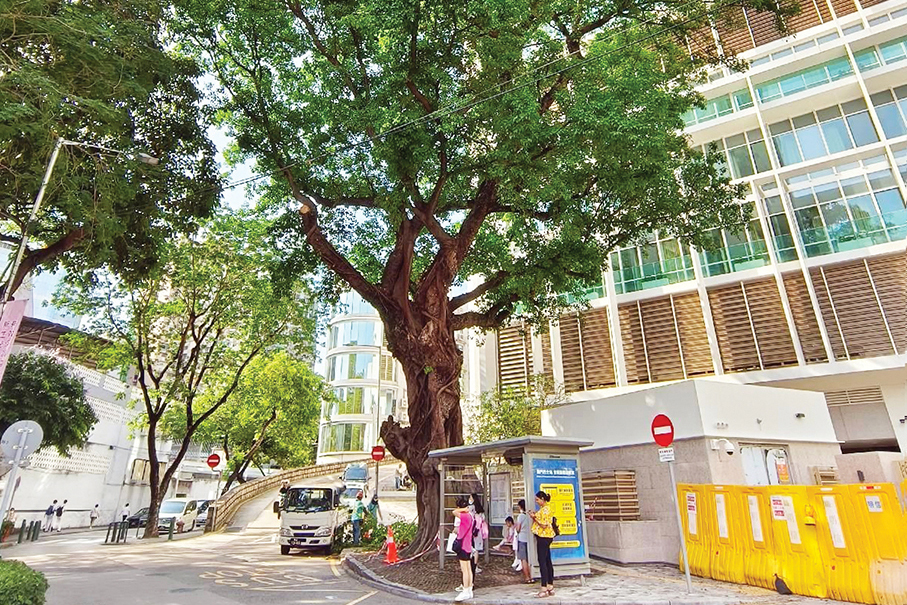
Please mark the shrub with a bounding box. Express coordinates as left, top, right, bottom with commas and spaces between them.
0, 560, 48, 605
332, 514, 419, 554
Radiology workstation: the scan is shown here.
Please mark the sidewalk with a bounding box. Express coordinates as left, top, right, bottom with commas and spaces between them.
344, 554, 850, 605
1, 523, 204, 550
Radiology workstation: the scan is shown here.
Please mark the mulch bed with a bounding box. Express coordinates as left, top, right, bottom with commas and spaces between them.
359, 550, 531, 594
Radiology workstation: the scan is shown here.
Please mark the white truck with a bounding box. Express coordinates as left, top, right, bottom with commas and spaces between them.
277, 481, 347, 555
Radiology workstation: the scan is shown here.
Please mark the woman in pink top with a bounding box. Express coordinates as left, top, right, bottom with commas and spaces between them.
452, 496, 474, 602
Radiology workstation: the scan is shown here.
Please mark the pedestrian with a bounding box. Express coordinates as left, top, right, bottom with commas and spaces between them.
121, 503, 130, 523
452, 496, 474, 602
53, 499, 67, 532
90, 504, 100, 528
471, 496, 487, 577
351, 491, 367, 546
5, 508, 15, 524
43, 500, 57, 532
529, 491, 556, 598
515, 500, 531, 580
493, 516, 515, 553
394, 464, 404, 490
279, 480, 290, 495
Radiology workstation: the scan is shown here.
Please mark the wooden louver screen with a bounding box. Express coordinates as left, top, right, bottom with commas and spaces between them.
824, 387, 885, 407
782, 273, 828, 363
540, 329, 554, 382
639, 298, 685, 382
497, 325, 530, 391
618, 304, 650, 384
708, 283, 762, 373
811, 261, 895, 360
742, 279, 798, 369
558, 315, 586, 393
865, 253, 906, 355
672, 293, 715, 377
582, 470, 640, 521
579, 308, 616, 390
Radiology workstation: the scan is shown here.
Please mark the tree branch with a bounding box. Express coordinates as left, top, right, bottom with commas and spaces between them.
449, 271, 509, 311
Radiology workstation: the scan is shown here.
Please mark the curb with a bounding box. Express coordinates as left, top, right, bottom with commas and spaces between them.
341, 555, 741, 605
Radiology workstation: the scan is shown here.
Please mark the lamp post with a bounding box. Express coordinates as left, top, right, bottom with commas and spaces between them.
1, 137, 158, 307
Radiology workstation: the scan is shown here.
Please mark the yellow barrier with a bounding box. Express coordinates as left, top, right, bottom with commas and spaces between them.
677, 483, 907, 605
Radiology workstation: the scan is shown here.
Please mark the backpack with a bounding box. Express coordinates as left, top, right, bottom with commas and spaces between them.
552, 517, 560, 537
45, 505, 54, 516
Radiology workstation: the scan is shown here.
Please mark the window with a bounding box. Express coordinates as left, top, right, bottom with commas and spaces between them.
682, 89, 751, 126
871, 87, 907, 139
699, 130, 771, 179
321, 423, 366, 453
768, 99, 879, 168
700, 203, 769, 277
610, 234, 694, 294
326, 352, 377, 381
759, 184, 798, 262
755, 57, 853, 103
855, 35, 907, 72
328, 320, 379, 348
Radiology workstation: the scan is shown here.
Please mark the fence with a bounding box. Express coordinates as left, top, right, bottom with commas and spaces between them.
677, 482, 907, 605
582, 470, 640, 521
208, 455, 396, 532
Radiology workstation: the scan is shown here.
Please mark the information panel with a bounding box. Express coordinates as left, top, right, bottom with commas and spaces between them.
531, 457, 586, 562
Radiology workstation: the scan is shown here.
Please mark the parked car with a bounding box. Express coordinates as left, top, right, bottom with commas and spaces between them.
195, 500, 213, 529
342, 462, 369, 490
157, 498, 200, 532
126, 507, 150, 528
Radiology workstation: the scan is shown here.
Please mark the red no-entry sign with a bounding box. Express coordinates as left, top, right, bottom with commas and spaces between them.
207, 453, 221, 469
651, 414, 675, 447
371, 446, 385, 462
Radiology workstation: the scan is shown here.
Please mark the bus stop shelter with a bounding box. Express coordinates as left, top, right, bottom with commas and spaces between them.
428, 436, 593, 578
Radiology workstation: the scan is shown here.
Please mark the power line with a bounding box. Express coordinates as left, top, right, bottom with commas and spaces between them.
178, 2, 716, 205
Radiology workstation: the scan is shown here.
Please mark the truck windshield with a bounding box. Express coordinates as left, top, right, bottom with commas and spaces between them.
345, 467, 368, 481
285, 488, 333, 513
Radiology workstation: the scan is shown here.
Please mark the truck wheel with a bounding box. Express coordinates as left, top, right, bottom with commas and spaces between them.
281, 545, 291, 555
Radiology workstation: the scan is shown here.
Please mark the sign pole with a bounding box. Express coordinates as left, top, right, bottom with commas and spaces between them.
668, 460, 692, 593
0, 428, 29, 526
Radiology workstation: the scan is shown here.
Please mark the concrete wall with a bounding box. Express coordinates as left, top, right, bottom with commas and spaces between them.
835, 451, 906, 485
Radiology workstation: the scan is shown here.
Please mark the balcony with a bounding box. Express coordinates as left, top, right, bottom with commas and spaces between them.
701, 240, 771, 277
800, 209, 907, 257
613, 256, 695, 294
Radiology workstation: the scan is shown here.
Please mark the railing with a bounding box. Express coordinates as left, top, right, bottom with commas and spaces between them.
800, 209, 907, 257
701, 240, 771, 277
613, 257, 695, 294
207, 455, 397, 532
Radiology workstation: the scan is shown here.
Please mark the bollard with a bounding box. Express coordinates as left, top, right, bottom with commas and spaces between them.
17, 520, 27, 544
118, 521, 128, 543
104, 522, 113, 544
167, 518, 175, 541
31, 521, 40, 541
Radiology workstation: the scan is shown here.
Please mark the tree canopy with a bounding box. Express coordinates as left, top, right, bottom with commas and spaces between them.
466, 376, 565, 444
0, 352, 96, 456
0, 0, 221, 297
56, 211, 316, 535
163, 350, 325, 493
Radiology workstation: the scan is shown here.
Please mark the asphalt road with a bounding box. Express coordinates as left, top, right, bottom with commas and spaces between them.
10, 471, 420, 605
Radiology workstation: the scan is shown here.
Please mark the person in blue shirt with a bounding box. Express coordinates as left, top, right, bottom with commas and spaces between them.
351, 491, 367, 546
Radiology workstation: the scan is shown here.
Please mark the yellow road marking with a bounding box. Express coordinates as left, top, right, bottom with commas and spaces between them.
344, 591, 377, 605
330, 559, 342, 577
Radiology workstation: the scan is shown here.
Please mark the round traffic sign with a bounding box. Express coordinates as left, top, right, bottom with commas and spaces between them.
371, 446, 385, 462
206, 453, 221, 469
651, 414, 675, 447
0, 420, 43, 461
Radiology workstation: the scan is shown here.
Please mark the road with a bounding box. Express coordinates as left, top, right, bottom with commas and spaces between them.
10, 469, 420, 605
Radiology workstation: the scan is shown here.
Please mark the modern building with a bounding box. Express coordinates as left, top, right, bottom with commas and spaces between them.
483, 0, 907, 454
316, 292, 409, 464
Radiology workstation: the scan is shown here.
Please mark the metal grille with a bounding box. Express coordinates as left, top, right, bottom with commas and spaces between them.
824, 387, 885, 407
497, 324, 530, 391
582, 470, 640, 521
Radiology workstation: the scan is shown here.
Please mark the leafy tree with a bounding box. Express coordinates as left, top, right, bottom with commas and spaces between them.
0, 0, 220, 298
163, 350, 325, 494
55, 212, 316, 537
0, 352, 97, 472
466, 376, 565, 444
172, 0, 792, 551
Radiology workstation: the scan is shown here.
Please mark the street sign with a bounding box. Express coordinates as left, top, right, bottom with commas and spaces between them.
206, 453, 221, 469
658, 447, 675, 462
651, 414, 675, 447
371, 446, 385, 462
1, 420, 43, 461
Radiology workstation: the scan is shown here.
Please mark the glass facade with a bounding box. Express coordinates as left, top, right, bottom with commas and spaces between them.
610, 235, 695, 294
682, 89, 754, 126
320, 423, 366, 453
754, 56, 854, 103
325, 386, 398, 417
328, 320, 379, 348
699, 202, 771, 277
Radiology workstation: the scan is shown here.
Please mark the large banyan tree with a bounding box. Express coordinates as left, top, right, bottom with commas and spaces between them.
173, 0, 793, 552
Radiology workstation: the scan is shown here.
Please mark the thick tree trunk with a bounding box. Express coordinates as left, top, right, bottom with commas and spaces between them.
143, 422, 163, 538
381, 328, 463, 556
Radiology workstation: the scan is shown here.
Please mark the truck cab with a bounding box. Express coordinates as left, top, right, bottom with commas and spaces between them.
277, 482, 346, 555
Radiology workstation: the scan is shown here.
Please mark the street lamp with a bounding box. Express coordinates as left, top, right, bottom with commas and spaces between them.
1, 137, 159, 306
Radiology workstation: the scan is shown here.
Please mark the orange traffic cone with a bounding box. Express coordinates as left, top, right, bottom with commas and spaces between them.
384, 526, 398, 564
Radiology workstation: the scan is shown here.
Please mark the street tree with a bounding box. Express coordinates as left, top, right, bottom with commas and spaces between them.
173, 0, 793, 551
163, 350, 325, 495
55, 213, 316, 536
467, 376, 566, 445
0, 352, 96, 466
0, 0, 220, 298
